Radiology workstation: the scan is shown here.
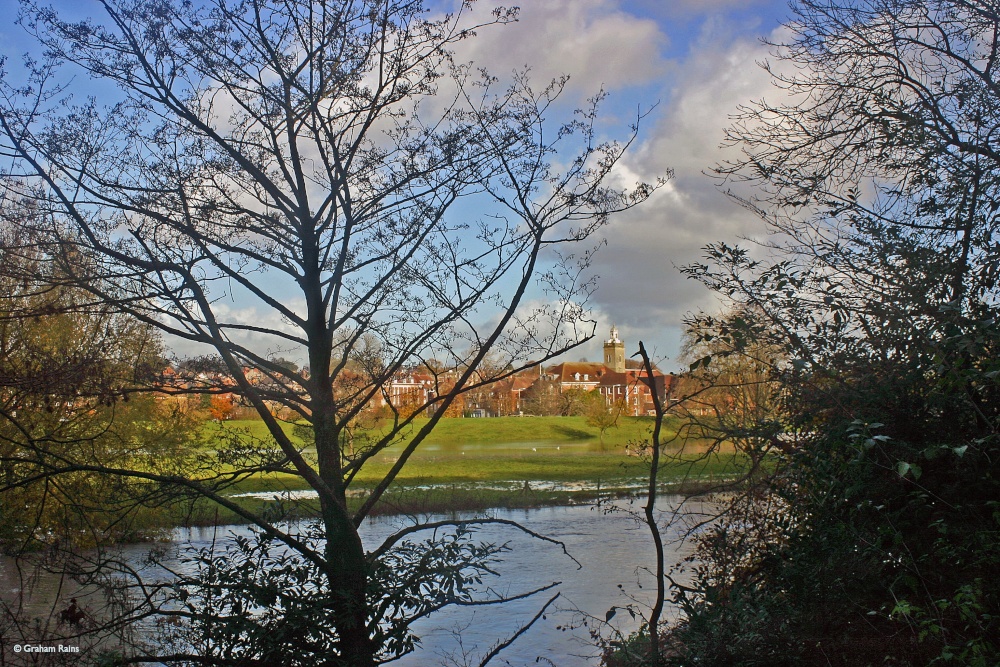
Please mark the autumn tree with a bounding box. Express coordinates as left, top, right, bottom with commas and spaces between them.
0, 1, 658, 664
209, 393, 236, 421
583, 390, 621, 442
0, 191, 197, 550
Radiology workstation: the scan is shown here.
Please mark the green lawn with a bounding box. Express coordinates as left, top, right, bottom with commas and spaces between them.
206, 414, 679, 450
171, 415, 740, 527
388, 414, 661, 447
202, 415, 736, 493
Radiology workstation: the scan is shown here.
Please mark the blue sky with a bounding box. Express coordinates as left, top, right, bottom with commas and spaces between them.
0, 0, 792, 370
431, 0, 792, 368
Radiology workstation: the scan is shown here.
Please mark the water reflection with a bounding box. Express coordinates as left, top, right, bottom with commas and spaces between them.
1, 499, 705, 666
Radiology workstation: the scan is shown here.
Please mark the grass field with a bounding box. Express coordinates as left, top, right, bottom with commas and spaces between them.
173, 415, 741, 526
204, 414, 668, 449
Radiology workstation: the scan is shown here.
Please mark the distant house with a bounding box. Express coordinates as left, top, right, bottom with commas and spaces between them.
598, 367, 672, 416
520, 327, 675, 416
509, 374, 536, 412
160, 326, 675, 419
543, 361, 607, 391
385, 371, 435, 405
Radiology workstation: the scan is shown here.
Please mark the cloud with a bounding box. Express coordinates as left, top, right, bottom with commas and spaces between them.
435, 2, 794, 367
452, 0, 670, 100
162, 295, 310, 363
582, 21, 789, 364
147, 1, 792, 370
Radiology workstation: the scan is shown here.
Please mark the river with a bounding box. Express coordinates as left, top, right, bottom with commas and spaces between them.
1, 498, 706, 666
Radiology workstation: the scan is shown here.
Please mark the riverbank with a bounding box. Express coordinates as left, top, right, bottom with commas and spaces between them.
182, 473, 736, 526
36, 416, 737, 539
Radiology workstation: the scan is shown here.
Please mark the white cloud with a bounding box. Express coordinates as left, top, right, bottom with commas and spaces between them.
452, 0, 669, 100
583, 22, 791, 363
427, 3, 795, 366
163, 296, 309, 363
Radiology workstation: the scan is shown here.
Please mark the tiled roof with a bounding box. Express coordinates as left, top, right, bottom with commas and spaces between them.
511, 376, 536, 391
546, 362, 607, 382
598, 367, 658, 382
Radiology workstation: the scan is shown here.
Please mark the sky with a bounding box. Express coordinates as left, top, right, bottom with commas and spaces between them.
0, 0, 793, 371
440, 0, 794, 369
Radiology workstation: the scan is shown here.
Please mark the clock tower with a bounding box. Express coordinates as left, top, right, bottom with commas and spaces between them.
603, 325, 626, 373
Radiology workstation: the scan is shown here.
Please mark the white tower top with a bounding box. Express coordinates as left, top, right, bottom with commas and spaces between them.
604, 325, 626, 372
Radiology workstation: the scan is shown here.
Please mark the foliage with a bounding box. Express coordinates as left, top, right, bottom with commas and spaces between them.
584, 391, 622, 441
209, 393, 237, 421
619, 1, 1000, 666
0, 210, 197, 549
157, 522, 510, 666
0, 199, 203, 663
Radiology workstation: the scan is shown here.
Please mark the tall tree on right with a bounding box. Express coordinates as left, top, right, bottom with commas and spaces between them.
663, 2, 1000, 665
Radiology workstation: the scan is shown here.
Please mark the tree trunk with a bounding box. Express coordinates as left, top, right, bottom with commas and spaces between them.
314, 380, 375, 665
325, 507, 375, 666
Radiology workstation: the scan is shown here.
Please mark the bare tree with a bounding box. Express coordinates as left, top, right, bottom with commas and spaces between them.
0, 0, 659, 664
636, 342, 667, 667
716, 0, 1000, 322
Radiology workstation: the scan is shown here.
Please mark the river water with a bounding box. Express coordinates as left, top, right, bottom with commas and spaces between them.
1, 498, 706, 666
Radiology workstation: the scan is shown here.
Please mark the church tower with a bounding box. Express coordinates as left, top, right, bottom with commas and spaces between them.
603, 325, 626, 373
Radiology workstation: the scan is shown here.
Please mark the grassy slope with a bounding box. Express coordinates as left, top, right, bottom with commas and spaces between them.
162, 415, 740, 527
207, 415, 661, 449
390, 415, 658, 447
205, 415, 735, 491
